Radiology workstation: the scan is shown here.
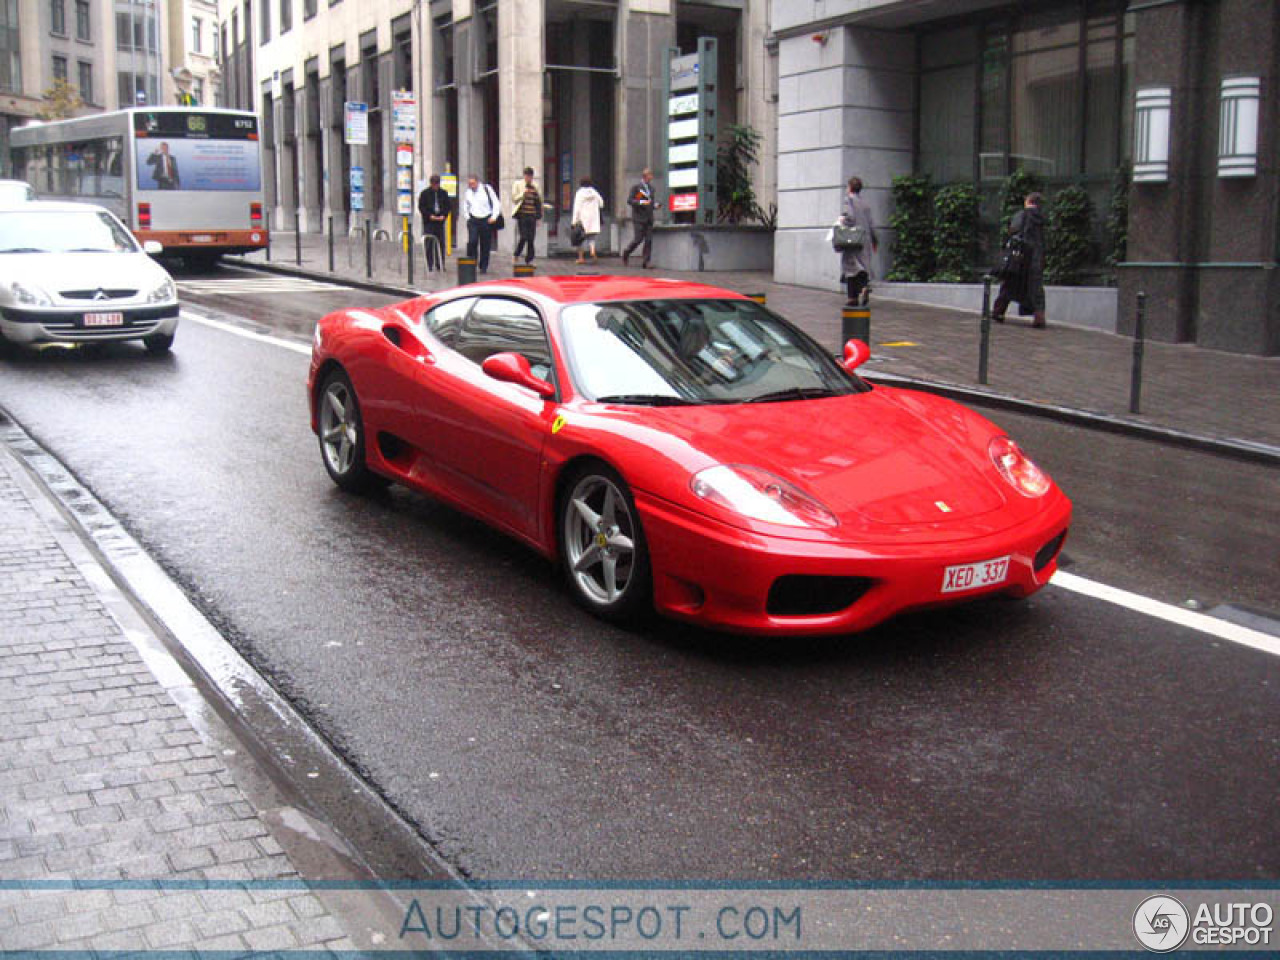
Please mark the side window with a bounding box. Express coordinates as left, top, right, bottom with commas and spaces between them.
422, 295, 475, 348
456, 298, 552, 380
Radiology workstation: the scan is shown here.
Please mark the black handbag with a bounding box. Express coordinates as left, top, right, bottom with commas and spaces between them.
570, 222, 586, 246
493, 212, 505, 231
994, 234, 1029, 280
832, 222, 866, 252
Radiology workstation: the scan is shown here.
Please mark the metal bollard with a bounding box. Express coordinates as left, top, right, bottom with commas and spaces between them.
264, 209, 271, 262
978, 275, 993, 386
406, 231, 414, 286
841, 303, 870, 346
327, 216, 334, 273
365, 220, 373, 280
294, 208, 302, 265
458, 256, 477, 286
514, 263, 535, 278
1130, 292, 1146, 414
745, 292, 766, 306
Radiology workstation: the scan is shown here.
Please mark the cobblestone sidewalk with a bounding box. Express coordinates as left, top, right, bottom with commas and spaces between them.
0, 449, 356, 954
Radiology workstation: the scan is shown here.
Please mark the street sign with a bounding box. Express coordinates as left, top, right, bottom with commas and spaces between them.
670, 193, 699, 212
344, 102, 368, 145
664, 38, 717, 223
350, 165, 364, 211
391, 90, 417, 145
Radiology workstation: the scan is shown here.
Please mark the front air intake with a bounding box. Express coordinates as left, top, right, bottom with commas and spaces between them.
767, 575, 875, 616
1034, 530, 1068, 572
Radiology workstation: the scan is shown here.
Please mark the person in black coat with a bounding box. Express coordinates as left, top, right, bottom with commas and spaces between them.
621, 168, 656, 268
993, 192, 1046, 328
417, 175, 452, 270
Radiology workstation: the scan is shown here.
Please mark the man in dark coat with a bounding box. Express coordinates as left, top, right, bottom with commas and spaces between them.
621, 168, 656, 268
993, 192, 1046, 328
418, 174, 452, 271
146, 143, 180, 189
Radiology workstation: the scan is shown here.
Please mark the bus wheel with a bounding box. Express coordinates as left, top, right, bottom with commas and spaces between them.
144, 332, 175, 356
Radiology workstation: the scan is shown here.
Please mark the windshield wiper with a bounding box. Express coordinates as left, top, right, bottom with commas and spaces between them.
65, 247, 113, 253
745, 387, 840, 403
0, 247, 46, 254
594, 394, 704, 406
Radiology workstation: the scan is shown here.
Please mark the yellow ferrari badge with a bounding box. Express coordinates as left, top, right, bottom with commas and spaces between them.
551, 414, 566, 434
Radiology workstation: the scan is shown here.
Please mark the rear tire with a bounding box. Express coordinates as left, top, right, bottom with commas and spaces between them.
317, 368, 384, 493
558, 463, 652, 624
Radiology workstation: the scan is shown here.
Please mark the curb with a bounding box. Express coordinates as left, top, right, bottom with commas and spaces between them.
225, 257, 1280, 467
863, 371, 1280, 467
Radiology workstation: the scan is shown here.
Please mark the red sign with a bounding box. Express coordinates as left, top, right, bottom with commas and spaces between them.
670, 193, 699, 212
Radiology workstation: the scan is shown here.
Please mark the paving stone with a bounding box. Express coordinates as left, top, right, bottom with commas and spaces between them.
242, 923, 300, 951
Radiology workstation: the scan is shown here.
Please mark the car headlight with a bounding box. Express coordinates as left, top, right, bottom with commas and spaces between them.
11, 281, 52, 307
691, 464, 838, 529
989, 436, 1050, 498
146, 277, 176, 304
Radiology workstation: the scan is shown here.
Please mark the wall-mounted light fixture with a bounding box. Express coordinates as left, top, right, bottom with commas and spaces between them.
1218, 76, 1260, 178
1133, 86, 1172, 183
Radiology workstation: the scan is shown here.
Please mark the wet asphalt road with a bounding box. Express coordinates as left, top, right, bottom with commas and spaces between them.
1, 263, 1278, 881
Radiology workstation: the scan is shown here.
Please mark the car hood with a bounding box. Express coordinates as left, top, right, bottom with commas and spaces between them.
612, 387, 1014, 532
0, 252, 168, 298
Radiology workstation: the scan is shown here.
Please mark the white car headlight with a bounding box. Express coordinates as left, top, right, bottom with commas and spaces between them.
11, 281, 52, 307
146, 277, 176, 304
691, 464, 839, 529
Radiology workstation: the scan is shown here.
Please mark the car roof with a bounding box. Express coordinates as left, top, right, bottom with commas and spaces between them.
0, 200, 109, 215
440, 274, 753, 306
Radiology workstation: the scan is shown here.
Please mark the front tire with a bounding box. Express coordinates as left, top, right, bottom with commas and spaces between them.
143, 331, 174, 355
318, 368, 382, 493
559, 463, 652, 623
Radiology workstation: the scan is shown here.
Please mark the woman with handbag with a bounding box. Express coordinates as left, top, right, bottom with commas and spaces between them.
837, 177, 878, 305
571, 177, 604, 264
992, 192, 1046, 328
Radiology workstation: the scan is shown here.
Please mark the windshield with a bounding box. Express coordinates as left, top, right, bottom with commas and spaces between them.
559, 299, 867, 405
0, 209, 138, 254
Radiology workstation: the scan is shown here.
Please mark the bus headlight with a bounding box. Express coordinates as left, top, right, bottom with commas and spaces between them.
146, 278, 176, 304
11, 282, 52, 307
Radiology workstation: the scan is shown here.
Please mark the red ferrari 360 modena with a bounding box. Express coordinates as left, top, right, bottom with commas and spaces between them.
307, 276, 1071, 636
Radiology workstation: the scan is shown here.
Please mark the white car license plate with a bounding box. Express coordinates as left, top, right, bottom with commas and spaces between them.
84, 312, 124, 327
941, 556, 1010, 594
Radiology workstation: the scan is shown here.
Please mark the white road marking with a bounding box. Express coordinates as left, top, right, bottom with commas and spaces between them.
180, 307, 1280, 658
1051, 570, 1280, 658
182, 309, 311, 355
178, 277, 349, 295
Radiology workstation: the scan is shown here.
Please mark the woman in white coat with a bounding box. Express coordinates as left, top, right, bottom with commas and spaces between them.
570, 177, 604, 264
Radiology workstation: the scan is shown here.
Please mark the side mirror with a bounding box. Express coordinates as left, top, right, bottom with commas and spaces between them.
142, 240, 164, 255
841, 338, 871, 371
482, 351, 556, 398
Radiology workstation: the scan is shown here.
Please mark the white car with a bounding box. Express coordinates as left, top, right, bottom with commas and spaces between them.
0, 202, 179, 354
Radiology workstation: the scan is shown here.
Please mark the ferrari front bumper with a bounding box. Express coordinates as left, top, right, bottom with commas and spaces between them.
636, 492, 1072, 636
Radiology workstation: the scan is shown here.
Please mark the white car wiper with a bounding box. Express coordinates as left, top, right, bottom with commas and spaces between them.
0, 247, 46, 254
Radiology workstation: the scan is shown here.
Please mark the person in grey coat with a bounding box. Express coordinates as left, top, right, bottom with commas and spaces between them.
839, 177, 878, 305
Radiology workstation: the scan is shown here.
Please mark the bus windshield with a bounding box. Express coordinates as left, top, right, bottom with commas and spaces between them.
133, 111, 262, 193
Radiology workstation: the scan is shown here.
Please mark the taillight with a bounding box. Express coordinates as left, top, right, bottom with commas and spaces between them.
250, 202, 262, 224
137, 202, 151, 228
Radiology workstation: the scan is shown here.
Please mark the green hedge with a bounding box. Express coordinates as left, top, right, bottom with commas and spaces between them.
932, 184, 979, 283
887, 175, 934, 282
1045, 185, 1095, 286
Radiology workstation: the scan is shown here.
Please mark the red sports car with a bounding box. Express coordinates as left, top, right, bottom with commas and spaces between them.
308, 276, 1070, 636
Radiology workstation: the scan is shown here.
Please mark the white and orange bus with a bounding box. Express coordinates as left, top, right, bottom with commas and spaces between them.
12, 107, 267, 265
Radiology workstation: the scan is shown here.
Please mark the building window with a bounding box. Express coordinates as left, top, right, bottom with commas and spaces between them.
50, 0, 64, 35
259, 0, 268, 43
117, 71, 156, 108
279, 0, 290, 34
0, 0, 21, 93
304, 0, 316, 21
214, 25, 222, 61
77, 60, 91, 102
191, 16, 201, 52
52, 54, 67, 83
74, 0, 87, 40
115, 12, 129, 49
193, 76, 204, 105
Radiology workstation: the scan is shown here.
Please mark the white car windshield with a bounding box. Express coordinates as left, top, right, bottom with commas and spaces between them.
559, 299, 867, 405
0, 209, 138, 254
